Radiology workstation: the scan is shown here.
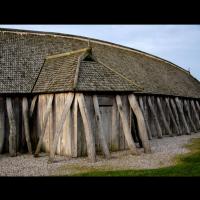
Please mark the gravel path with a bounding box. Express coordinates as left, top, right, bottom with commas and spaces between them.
1, 133, 200, 176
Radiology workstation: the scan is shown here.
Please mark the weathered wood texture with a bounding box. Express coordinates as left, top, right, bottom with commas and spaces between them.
6, 98, 17, 156
93, 95, 110, 158
191, 100, 200, 129
35, 94, 54, 156
128, 94, 151, 153
116, 95, 138, 155
147, 96, 162, 138
165, 98, 180, 135
0, 98, 5, 153
22, 97, 32, 153
49, 93, 74, 162
0, 93, 198, 157
175, 97, 190, 134
138, 96, 152, 140
157, 97, 173, 136
77, 93, 96, 162
183, 99, 197, 132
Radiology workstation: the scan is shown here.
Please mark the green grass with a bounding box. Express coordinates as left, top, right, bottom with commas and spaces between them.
71, 138, 200, 176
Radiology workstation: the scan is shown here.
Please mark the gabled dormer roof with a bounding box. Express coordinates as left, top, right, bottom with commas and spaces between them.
32, 48, 142, 93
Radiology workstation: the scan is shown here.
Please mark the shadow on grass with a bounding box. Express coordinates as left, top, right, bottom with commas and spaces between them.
69, 138, 200, 177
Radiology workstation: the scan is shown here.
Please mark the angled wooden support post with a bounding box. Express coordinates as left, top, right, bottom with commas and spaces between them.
170, 98, 182, 135
157, 97, 173, 136
76, 93, 96, 162
165, 98, 180, 135
191, 100, 200, 129
196, 101, 200, 113
175, 97, 190, 134
128, 94, 151, 153
138, 96, 152, 140
72, 95, 78, 158
183, 99, 197, 132
147, 96, 162, 138
93, 95, 110, 159
0, 98, 5, 154
48, 93, 74, 163
22, 97, 32, 153
34, 94, 54, 157
6, 97, 17, 157
29, 95, 38, 118
116, 95, 138, 155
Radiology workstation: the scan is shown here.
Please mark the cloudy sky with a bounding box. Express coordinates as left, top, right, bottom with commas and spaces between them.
0, 25, 200, 80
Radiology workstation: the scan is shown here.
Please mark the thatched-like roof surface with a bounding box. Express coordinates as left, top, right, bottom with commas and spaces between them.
0, 28, 200, 98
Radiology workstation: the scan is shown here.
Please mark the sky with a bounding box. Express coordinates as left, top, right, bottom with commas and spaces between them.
0, 25, 200, 81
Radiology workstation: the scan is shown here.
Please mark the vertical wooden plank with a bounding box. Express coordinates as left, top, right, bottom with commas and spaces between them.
71, 95, 78, 157
119, 95, 125, 150
111, 96, 120, 151
123, 95, 130, 150
0, 97, 5, 153
22, 97, 32, 153
6, 97, 17, 156
13, 97, 20, 152
64, 92, 72, 156
77, 93, 96, 162
49, 94, 54, 156
55, 94, 61, 155
93, 95, 110, 158
34, 94, 54, 156
49, 92, 74, 162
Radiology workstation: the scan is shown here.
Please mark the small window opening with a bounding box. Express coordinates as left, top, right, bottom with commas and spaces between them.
83, 54, 95, 61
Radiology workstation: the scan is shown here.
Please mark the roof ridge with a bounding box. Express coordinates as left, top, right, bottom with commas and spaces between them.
46, 48, 90, 60
31, 59, 47, 93
73, 50, 91, 90
95, 59, 143, 91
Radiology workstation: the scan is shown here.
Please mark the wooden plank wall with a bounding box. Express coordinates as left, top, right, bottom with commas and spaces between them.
0, 93, 200, 156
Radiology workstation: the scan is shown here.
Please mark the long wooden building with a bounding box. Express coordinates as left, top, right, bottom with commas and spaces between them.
0, 28, 200, 162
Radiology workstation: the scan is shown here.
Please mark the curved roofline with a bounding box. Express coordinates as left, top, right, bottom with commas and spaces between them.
0, 27, 196, 78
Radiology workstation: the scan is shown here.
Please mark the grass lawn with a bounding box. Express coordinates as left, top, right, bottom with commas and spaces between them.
70, 138, 200, 176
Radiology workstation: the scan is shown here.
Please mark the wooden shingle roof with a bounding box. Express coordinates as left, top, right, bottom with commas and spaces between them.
0, 28, 200, 98
33, 48, 142, 93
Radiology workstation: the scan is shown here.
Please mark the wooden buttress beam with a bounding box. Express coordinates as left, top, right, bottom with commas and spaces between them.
29, 95, 38, 118
170, 98, 182, 135
128, 94, 151, 153
147, 96, 162, 138
76, 93, 96, 162
93, 95, 110, 159
183, 99, 197, 132
191, 100, 200, 129
138, 96, 152, 140
165, 98, 180, 135
6, 97, 17, 157
34, 94, 54, 157
116, 95, 138, 155
72, 95, 78, 158
49, 93, 74, 163
175, 97, 190, 134
22, 97, 32, 153
156, 97, 173, 136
